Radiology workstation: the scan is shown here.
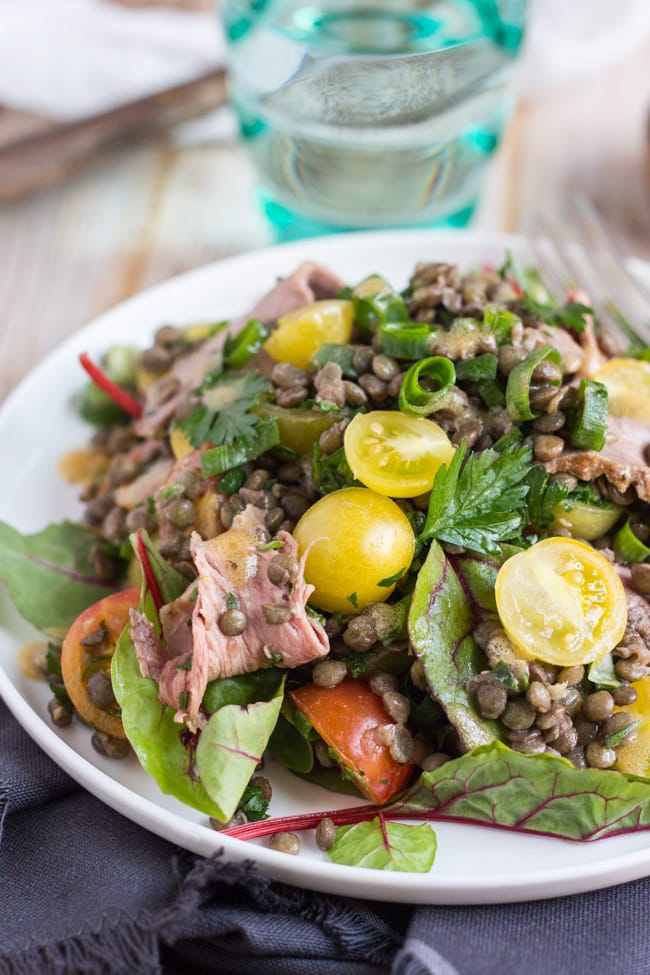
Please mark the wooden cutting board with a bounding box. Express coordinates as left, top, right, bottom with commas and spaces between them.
0, 68, 227, 204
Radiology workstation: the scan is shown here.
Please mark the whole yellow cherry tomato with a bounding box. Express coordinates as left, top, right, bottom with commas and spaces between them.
292, 487, 415, 614
343, 411, 455, 499
495, 537, 627, 667
263, 300, 354, 371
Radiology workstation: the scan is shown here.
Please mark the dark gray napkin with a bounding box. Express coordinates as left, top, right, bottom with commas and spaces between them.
2, 695, 650, 975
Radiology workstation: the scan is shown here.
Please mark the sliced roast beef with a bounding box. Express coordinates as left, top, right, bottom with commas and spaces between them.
129, 607, 192, 713
134, 262, 344, 438
129, 505, 329, 730
545, 415, 650, 502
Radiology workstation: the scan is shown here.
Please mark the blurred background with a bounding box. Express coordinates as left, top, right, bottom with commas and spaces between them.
0, 0, 649, 398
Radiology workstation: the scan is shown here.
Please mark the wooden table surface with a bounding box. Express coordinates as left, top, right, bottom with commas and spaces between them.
1, 41, 648, 402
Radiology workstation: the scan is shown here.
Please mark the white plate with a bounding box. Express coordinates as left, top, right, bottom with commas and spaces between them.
2, 228, 650, 906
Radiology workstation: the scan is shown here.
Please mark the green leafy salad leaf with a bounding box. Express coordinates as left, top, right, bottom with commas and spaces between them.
327, 818, 437, 873
408, 540, 503, 752
196, 674, 284, 822
419, 440, 532, 556
112, 605, 224, 818
0, 520, 118, 636
390, 742, 650, 842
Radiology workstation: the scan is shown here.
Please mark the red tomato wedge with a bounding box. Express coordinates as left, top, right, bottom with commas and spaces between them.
290, 679, 415, 804
61, 588, 140, 738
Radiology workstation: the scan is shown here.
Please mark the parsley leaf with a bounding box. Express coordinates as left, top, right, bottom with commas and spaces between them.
525, 467, 569, 532
180, 371, 270, 448
419, 440, 532, 556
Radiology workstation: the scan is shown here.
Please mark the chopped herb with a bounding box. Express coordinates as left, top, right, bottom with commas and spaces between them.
305, 605, 326, 626
220, 465, 247, 495
160, 483, 183, 501
492, 660, 525, 693
604, 720, 641, 749
177, 657, 193, 671
377, 567, 406, 588
347, 592, 359, 609
179, 690, 188, 710
226, 592, 240, 610
146, 496, 156, 516
312, 444, 357, 494
190, 587, 198, 602
239, 783, 270, 822
267, 651, 284, 665
345, 652, 371, 678
420, 440, 532, 556
316, 400, 341, 413
257, 540, 284, 552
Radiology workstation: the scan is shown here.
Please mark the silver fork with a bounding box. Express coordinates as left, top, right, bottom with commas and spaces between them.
527, 194, 650, 351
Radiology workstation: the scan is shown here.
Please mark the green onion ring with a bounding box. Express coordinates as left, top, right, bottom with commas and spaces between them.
398, 356, 456, 416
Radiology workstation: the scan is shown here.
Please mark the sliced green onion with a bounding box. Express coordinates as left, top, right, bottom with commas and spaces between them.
311, 343, 358, 377
477, 379, 506, 408
454, 354, 498, 382
380, 323, 436, 360
352, 279, 409, 335
613, 516, 650, 564
483, 305, 521, 345
223, 319, 269, 369
398, 356, 456, 416
506, 345, 562, 422
567, 379, 608, 451
201, 417, 280, 477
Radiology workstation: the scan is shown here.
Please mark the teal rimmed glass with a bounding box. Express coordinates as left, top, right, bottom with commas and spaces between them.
220, 0, 529, 240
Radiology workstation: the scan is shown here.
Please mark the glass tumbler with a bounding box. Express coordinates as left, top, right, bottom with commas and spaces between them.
221, 0, 529, 240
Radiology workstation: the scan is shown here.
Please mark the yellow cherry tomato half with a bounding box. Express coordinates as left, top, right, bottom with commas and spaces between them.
263, 299, 354, 371
343, 411, 455, 499
495, 537, 627, 667
614, 676, 650, 776
550, 497, 623, 541
592, 357, 650, 421
293, 486, 415, 614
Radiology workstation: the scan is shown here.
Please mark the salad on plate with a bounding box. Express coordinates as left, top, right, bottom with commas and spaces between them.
3, 252, 650, 875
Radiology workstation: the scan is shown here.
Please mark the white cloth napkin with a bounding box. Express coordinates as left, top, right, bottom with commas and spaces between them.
0, 0, 225, 120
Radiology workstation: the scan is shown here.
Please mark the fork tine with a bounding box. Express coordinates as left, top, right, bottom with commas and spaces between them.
532, 211, 636, 351
569, 196, 650, 347
526, 234, 565, 302
572, 194, 650, 311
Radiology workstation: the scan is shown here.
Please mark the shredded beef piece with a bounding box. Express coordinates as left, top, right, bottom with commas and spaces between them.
135, 262, 343, 438
545, 415, 650, 503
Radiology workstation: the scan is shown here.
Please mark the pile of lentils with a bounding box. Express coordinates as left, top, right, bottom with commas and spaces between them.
64, 259, 650, 785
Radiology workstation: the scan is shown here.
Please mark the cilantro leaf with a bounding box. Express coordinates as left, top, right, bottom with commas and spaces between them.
420, 440, 532, 555
180, 371, 270, 449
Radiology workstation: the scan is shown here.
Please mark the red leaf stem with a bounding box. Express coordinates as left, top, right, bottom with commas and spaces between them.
135, 530, 163, 613
79, 352, 142, 418
223, 803, 415, 840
